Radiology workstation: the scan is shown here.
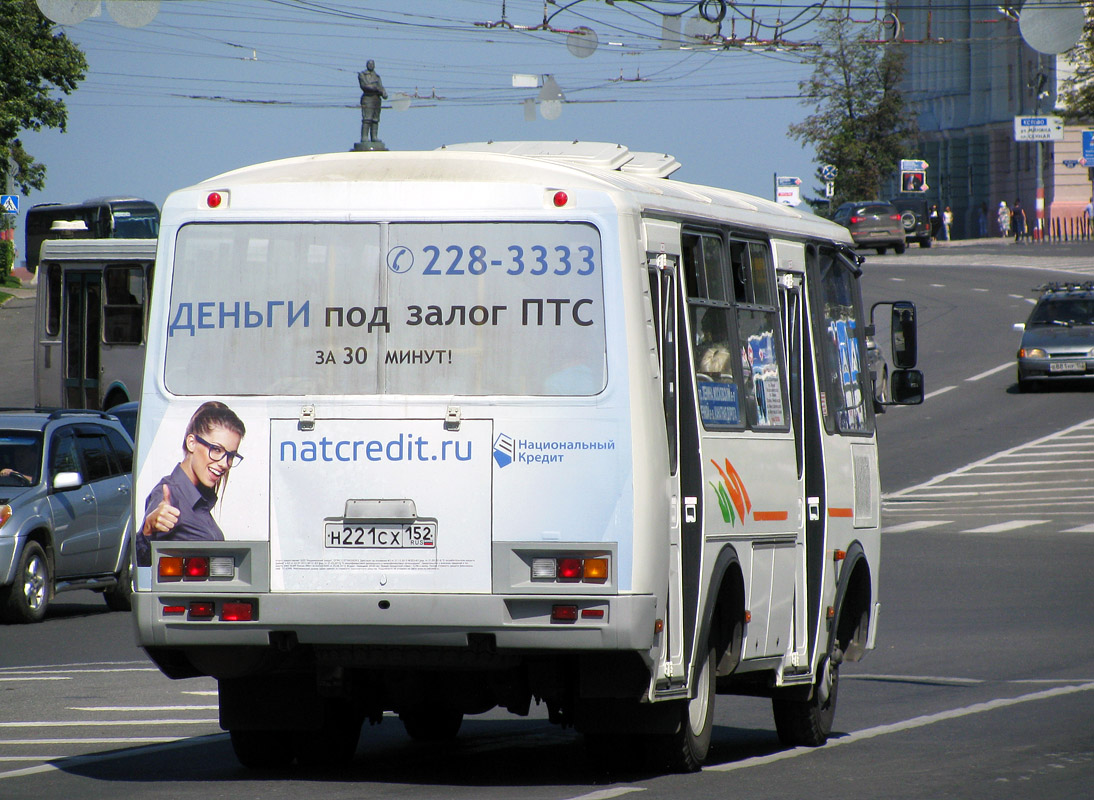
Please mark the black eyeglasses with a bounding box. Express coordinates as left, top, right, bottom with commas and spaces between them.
192, 434, 244, 466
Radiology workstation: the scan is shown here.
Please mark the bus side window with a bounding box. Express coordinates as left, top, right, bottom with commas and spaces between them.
683, 229, 742, 429
731, 239, 787, 430
102, 265, 145, 345
46, 264, 62, 337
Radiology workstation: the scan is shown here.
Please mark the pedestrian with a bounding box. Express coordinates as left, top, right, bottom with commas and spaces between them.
1012, 200, 1027, 243
997, 201, 1010, 237
942, 206, 953, 241
929, 204, 941, 239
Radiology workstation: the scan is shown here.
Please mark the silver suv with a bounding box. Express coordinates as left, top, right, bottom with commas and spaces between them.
0, 409, 134, 623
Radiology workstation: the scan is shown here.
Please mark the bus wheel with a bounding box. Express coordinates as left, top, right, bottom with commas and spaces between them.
772, 648, 841, 746
229, 729, 294, 770
399, 708, 463, 741
295, 709, 363, 767
649, 646, 716, 772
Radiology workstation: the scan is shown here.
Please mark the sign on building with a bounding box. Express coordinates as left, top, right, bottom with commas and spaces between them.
1013, 116, 1064, 142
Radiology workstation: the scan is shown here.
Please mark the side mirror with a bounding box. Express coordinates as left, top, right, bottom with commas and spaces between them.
890, 369, 924, 405
891, 301, 917, 369
53, 471, 83, 490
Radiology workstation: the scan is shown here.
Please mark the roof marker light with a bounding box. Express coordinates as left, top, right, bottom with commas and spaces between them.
206, 192, 223, 208
553, 191, 568, 207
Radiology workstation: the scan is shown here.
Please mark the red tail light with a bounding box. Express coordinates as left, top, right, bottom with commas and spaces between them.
850, 215, 864, 224
890, 213, 901, 222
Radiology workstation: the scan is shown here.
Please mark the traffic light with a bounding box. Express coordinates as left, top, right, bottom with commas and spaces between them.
900, 170, 928, 192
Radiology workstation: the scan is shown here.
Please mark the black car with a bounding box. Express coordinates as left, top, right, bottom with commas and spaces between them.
888, 197, 932, 248
1015, 283, 1094, 392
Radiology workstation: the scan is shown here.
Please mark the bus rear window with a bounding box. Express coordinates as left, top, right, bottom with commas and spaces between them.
164, 222, 606, 397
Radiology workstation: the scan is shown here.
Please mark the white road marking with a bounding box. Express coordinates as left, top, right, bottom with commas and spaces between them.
0, 719, 218, 728
67, 706, 218, 713
925, 385, 956, 400
960, 520, 1048, 533
565, 790, 646, 800
882, 520, 953, 532
706, 682, 1094, 773
966, 361, 1013, 381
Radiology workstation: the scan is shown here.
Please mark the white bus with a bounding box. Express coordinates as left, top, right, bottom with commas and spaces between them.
35, 238, 156, 411
131, 142, 922, 771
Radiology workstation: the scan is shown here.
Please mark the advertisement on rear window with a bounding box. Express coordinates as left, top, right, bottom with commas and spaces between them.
164, 222, 606, 397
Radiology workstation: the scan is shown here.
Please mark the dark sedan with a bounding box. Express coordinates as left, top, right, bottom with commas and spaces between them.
833, 201, 907, 255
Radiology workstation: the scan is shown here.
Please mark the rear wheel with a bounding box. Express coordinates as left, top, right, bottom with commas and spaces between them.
229, 729, 294, 770
772, 649, 841, 746
295, 709, 363, 767
647, 646, 716, 772
894, 241, 907, 254
1, 542, 51, 623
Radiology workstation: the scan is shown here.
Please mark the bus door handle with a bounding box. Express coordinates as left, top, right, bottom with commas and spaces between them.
807, 496, 820, 521
684, 496, 697, 524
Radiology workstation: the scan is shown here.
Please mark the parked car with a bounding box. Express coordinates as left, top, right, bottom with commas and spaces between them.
833, 201, 907, 255
1015, 282, 1094, 392
0, 409, 134, 622
888, 197, 932, 248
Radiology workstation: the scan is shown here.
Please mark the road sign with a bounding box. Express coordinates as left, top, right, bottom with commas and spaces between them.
1013, 116, 1064, 142
820, 164, 837, 181
900, 170, 928, 192
900, 159, 928, 171
0, 195, 18, 214
775, 176, 802, 207
1083, 131, 1094, 162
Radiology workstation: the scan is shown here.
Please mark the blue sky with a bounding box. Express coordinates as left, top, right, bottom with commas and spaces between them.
11, 0, 843, 245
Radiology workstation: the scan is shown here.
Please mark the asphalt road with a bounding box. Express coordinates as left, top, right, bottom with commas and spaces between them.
1, 240, 1093, 798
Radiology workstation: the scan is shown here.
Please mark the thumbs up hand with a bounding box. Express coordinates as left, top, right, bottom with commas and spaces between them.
143, 483, 181, 537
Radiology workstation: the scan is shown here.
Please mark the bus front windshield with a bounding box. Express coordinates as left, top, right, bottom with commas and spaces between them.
164, 222, 607, 397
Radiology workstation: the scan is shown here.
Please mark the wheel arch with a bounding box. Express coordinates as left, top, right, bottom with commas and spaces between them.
830, 540, 872, 663
697, 544, 746, 677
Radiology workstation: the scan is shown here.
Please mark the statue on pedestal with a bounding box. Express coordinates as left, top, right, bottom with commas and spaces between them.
356, 60, 387, 150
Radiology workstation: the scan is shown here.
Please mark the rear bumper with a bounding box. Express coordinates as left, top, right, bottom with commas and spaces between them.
133, 591, 658, 652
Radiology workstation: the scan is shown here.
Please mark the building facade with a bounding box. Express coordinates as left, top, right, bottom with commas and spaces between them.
886, 1, 1091, 239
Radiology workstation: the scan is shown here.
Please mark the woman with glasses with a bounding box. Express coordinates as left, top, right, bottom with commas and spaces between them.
136, 401, 246, 567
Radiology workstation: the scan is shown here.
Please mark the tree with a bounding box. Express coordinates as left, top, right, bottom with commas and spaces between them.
0, 0, 88, 196
1058, 12, 1094, 122
788, 15, 916, 211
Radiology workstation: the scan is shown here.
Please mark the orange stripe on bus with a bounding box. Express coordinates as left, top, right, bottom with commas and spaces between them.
828, 507, 854, 518
753, 511, 789, 521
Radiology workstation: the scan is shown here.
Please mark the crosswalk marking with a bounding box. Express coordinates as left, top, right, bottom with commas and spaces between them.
960, 520, 1049, 533
882, 520, 953, 532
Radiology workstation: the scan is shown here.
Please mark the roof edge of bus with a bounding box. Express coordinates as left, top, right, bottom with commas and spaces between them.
178, 145, 848, 241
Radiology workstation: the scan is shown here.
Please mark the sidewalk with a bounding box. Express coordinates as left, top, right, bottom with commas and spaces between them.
2, 266, 37, 303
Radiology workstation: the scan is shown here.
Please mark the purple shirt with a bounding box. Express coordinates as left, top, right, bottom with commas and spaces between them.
136, 463, 223, 566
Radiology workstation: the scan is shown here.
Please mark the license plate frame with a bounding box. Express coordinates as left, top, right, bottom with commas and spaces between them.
324, 521, 437, 549
1049, 361, 1085, 373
